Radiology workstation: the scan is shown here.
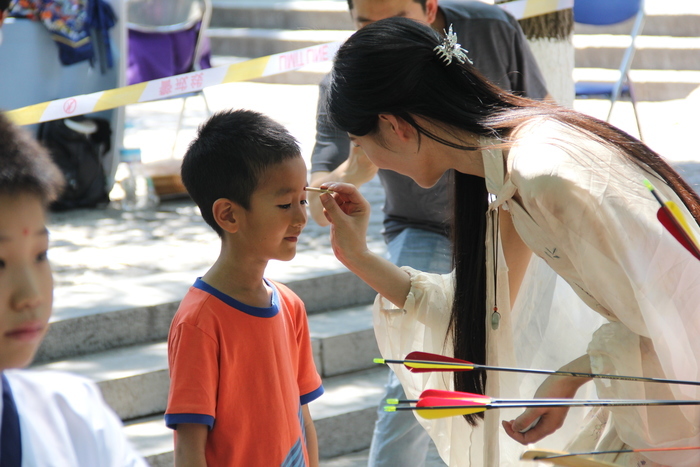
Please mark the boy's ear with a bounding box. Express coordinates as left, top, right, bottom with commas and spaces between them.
212, 198, 241, 234
378, 114, 414, 142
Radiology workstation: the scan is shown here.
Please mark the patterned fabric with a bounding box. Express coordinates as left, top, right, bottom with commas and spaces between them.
8, 0, 115, 67
281, 407, 307, 467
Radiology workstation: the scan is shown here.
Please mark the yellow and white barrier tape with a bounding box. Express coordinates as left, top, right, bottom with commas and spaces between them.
497, 0, 574, 21
6, 0, 571, 126
7, 41, 343, 126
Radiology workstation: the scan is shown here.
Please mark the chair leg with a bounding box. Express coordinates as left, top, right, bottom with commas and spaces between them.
605, 75, 621, 123
171, 96, 188, 158
201, 90, 212, 117
170, 92, 211, 159
627, 74, 643, 141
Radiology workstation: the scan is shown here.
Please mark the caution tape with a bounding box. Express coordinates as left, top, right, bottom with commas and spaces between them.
6, 41, 343, 126
6, 0, 572, 126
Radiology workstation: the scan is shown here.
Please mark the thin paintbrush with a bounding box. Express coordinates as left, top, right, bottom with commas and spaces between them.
303, 186, 335, 194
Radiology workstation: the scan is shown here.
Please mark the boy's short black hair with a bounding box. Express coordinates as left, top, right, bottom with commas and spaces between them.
0, 112, 64, 205
181, 109, 301, 236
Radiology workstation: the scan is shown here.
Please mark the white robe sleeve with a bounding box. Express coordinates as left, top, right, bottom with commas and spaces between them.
509, 138, 700, 466
372, 264, 605, 467
373, 267, 481, 467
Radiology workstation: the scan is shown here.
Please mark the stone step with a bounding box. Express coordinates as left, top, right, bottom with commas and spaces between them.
574, 34, 700, 71
210, 0, 354, 31
123, 367, 387, 463
208, 28, 699, 74
39, 266, 376, 364
209, 0, 700, 37
35, 341, 169, 421
574, 68, 700, 101
32, 305, 379, 420
207, 27, 352, 58
574, 11, 700, 38
574, 14, 700, 38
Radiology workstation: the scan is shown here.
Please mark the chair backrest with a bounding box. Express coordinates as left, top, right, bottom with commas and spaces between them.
573, 0, 641, 26
126, 0, 212, 76
127, 0, 205, 32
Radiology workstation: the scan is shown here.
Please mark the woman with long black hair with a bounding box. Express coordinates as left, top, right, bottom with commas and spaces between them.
319, 17, 700, 467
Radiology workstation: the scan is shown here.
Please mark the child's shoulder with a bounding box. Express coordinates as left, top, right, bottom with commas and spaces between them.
6, 368, 91, 386
268, 279, 305, 309
173, 280, 221, 321
5, 369, 105, 411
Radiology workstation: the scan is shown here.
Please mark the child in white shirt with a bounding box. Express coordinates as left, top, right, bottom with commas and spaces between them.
0, 113, 146, 466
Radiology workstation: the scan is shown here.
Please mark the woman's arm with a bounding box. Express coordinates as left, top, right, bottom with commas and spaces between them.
320, 182, 411, 307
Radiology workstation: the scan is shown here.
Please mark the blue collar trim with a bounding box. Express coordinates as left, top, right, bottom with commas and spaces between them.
193, 278, 280, 318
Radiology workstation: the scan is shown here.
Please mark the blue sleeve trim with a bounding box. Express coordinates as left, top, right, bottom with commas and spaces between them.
300, 385, 324, 405
165, 413, 215, 430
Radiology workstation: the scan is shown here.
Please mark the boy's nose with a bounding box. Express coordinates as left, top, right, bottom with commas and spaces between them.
11, 268, 44, 311
294, 203, 308, 227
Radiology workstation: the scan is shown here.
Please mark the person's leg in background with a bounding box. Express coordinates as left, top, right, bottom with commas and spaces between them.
368, 227, 451, 467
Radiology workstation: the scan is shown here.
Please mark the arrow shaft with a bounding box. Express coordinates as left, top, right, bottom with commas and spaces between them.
394, 398, 620, 405
535, 446, 700, 460
394, 399, 700, 411
385, 358, 700, 387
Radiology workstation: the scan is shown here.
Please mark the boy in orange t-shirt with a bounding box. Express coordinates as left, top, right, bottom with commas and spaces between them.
165, 110, 323, 466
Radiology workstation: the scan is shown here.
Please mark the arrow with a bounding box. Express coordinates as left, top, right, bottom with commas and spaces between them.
385, 395, 700, 420
522, 449, 619, 467
387, 388, 597, 405
643, 179, 700, 260
375, 351, 700, 386
522, 447, 700, 467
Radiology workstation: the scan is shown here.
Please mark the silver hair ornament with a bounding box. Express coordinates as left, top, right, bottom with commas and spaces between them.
433, 25, 472, 66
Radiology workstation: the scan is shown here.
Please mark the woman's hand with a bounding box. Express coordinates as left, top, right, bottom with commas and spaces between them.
319, 181, 412, 308
319, 182, 372, 269
502, 355, 593, 444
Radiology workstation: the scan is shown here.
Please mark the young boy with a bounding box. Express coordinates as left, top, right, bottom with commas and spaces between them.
165, 110, 323, 466
0, 113, 147, 466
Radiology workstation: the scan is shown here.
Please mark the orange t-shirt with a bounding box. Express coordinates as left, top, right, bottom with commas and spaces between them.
165, 278, 323, 465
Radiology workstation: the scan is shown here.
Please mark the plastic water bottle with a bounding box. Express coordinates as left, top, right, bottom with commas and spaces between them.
118, 148, 159, 211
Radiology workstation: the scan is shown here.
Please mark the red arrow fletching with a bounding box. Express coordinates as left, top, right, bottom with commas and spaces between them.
403, 351, 476, 373
658, 208, 700, 260
420, 389, 491, 402
417, 396, 485, 408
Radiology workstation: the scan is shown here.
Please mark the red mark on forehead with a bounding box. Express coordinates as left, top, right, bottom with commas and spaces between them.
23, 228, 29, 236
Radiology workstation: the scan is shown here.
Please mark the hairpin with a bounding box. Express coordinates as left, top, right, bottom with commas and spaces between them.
433, 24, 472, 66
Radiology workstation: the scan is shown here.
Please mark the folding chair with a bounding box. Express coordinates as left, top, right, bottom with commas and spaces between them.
574, 0, 646, 139
126, 0, 213, 156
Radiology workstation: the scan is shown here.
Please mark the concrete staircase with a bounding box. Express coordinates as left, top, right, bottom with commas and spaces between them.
34, 244, 389, 465
207, 0, 351, 84
573, 0, 700, 102
207, 0, 700, 100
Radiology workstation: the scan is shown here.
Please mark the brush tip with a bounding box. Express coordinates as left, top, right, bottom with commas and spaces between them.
373, 358, 385, 364
384, 406, 397, 412
642, 179, 654, 191
386, 398, 399, 405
